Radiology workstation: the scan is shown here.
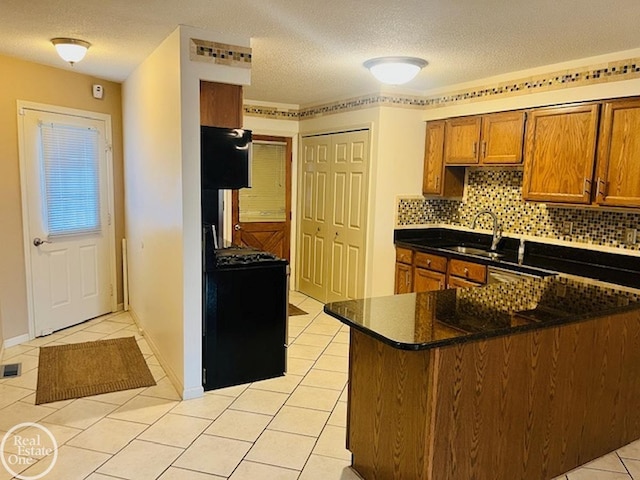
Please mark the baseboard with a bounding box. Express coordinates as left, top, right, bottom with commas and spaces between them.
4, 333, 30, 350
128, 308, 199, 401
183, 385, 205, 400
116, 303, 124, 311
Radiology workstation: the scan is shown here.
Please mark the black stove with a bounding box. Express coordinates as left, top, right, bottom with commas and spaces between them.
213, 248, 281, 267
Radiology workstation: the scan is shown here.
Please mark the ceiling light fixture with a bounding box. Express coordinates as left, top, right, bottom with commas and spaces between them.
364, 56, 428, 85
51, 38, 91, 65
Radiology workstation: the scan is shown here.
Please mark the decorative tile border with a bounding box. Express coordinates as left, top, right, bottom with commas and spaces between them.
190, 38, 251, 68
245, 56, 640, 120
397, 169, 640, 252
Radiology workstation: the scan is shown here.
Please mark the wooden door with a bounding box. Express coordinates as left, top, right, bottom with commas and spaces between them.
480, 111, 526, 165
299, 135, 331, 300
326, 131, 369, 303
522, 103, 600, 204
596, 98, 640, 207
395, 262, 413, 294
444, 116, 482, 165
414, 268, 445, 292
231, 136, 292, 260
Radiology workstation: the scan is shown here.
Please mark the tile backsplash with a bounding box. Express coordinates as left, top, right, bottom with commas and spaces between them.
397, 168, 640, 251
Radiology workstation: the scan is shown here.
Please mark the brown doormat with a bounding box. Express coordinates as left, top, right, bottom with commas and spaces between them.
289, 304, 307, 316
35, 336, 156, 405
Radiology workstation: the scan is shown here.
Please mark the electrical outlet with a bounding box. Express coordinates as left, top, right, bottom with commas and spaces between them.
561, 221, 573, 235
624, 228, 637, 245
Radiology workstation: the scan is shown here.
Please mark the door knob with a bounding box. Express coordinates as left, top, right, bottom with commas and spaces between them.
234, 224, 241, 231
33, 237, 52, 247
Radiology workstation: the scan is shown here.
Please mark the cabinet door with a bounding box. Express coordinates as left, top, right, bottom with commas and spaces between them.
596, 98, 640, 207
395, 262, 413, 294
447, 276, 482, 289
422, 121, 445, 194
444, 117, 482, 165
414, 268, 445, 292
522, 104, 599, 204
480, 111, 526, 165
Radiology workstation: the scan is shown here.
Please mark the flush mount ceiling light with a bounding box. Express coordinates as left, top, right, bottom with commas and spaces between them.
364, 56, 428, 85
51, 37, 91, 65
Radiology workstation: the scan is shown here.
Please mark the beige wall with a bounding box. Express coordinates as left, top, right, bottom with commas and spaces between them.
123, 29, 185, 395
0, 54, 124, 343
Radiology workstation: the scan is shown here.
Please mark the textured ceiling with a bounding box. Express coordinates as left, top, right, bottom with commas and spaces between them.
1, 0, 640, 106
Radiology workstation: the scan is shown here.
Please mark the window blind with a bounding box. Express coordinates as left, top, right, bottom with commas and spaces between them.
39, 122, 101, 237
239, 143, 286, 222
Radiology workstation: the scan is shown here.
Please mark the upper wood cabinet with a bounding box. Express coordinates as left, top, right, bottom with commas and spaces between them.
522, 103, 600, 204
200, 81, 243, 128
444, 117, 482, 165
444, 112, 525, 166
480, 111, 526, 165
422, 121, 464, 197
595, 98, 640, 208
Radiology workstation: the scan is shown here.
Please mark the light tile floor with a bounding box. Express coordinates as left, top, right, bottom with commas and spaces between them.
0, 291, 639, 479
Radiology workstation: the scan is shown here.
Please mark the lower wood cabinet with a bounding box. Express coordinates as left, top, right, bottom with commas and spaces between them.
395, 262, 413, 294
448, 258, 487, 285
448, 276, 483, 288
414, 268, 446, 292
394, 248, 486, 293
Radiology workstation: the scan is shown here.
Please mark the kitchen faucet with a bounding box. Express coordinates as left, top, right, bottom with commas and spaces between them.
471, 210, 502, 251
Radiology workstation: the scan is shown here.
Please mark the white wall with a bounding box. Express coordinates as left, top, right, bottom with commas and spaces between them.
122, 29, 185, 391
243, 107, 300, 286
177, 25, 251, 399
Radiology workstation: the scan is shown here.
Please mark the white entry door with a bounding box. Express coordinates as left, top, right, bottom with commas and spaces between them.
19, 106, 114, 336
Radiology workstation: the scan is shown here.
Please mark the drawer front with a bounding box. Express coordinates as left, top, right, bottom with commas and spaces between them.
448, 259, 487, 283
448, 276, 482, 289
396, 247, 414, 265
414, 252, 447, 273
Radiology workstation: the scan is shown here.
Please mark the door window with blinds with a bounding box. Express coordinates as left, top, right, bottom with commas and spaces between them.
39, 122, 101, 237
239, 142, 286, 222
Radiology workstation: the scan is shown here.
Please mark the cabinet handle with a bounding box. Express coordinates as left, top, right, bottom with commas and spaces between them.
583, 178, 592, 195
435, 176, 440, 190
405, 271, 410, 287
464, 267, 469, 276
597, 177, 606, 197
427, 259, 431, 266
472, 142, 477, 157
482, 141, 487, 158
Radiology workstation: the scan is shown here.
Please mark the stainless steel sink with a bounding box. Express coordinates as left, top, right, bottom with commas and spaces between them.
441, 245, 504, 259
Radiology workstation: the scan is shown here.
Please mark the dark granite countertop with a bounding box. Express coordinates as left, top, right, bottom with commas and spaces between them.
394, 228, 640, 289
325, 276, 640, 350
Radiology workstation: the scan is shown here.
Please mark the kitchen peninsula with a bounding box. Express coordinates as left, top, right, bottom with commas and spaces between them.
325, 274, 640, 480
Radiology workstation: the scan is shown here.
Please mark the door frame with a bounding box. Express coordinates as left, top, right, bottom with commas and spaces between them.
17, 101, 118, 339
231, 135, 293, 260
